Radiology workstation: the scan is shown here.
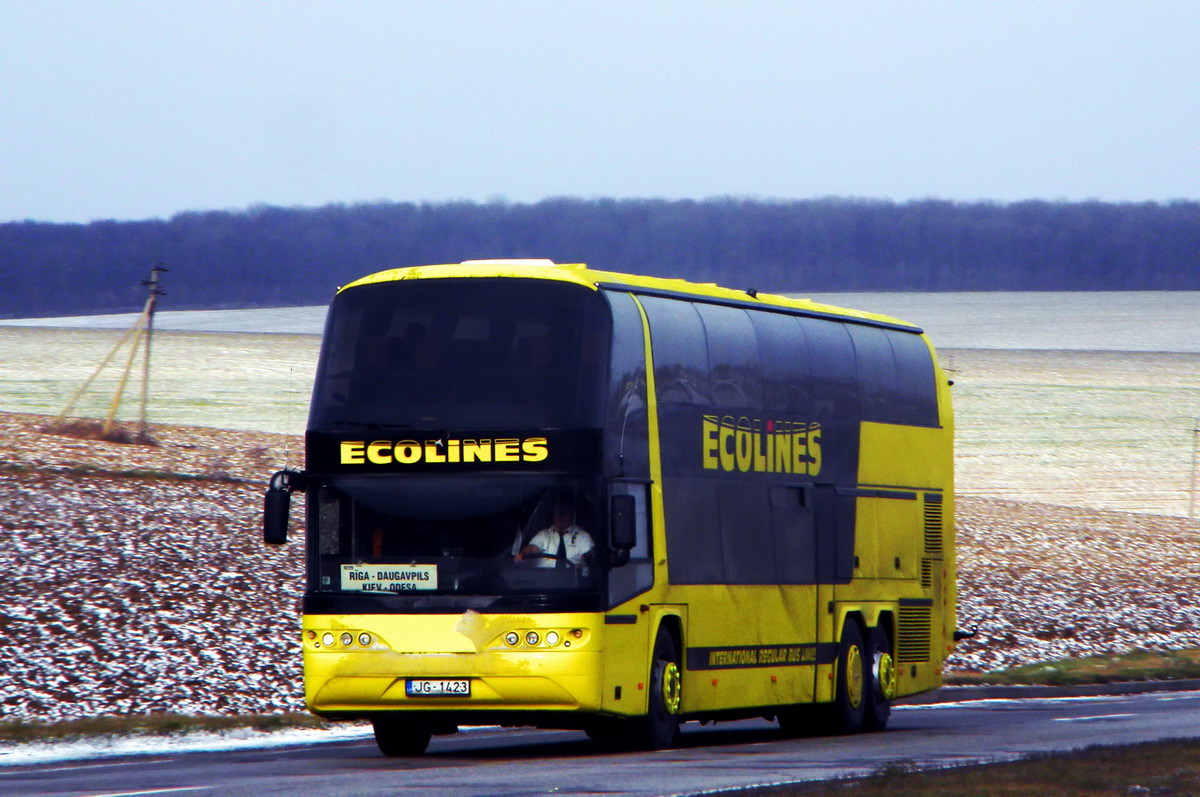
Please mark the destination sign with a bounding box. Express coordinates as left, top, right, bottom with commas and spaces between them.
340, 564, 438, 592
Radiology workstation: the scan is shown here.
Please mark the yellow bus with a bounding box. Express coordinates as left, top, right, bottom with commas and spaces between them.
263, 259, 957, 756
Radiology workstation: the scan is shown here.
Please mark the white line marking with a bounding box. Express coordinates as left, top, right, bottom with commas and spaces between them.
1, 760, 175, 775
1052, 713, 1137, 722
80, 788, 207, 797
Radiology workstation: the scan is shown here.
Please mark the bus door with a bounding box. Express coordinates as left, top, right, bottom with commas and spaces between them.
813, 482, 847, 701
767, 482, 821, 706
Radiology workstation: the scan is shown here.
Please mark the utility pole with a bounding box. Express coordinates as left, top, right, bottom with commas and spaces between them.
138, 264, 167, 440
57, 264, 166, 442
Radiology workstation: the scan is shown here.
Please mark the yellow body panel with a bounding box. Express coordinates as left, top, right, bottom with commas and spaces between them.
303, 613, 605, 715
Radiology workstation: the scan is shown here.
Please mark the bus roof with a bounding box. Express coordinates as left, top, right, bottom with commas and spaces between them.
338, 260, 924, 334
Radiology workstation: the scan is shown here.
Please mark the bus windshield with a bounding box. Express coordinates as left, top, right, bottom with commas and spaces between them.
309, 278, 610, 430
309, 475, 602, 601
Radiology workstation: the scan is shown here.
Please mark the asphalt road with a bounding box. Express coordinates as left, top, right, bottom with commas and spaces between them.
7, 691, 1200, 796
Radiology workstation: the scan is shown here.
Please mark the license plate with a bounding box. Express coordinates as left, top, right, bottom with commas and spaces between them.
406, 679, 471, 697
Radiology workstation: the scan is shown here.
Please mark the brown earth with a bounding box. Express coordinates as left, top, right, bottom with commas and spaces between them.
2, 411, 1199, 723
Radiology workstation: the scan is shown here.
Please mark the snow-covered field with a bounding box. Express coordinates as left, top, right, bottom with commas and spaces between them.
2, 411, 1199, 729
0, 718, 373, 768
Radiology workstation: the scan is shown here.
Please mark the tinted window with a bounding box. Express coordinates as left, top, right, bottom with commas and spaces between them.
770, 485, 816, 584
719, 483, 774, 583
890, 332, 939, 427
310, 475, 603, 599
310, 279, 611, 430
801, 319, 859, 420
751, 311, 811, 415
641, 297, 711, 405
604, 292, 650, 477
846, 324, 899, 422
695, 303, 763, 410
663, 477, 723, 584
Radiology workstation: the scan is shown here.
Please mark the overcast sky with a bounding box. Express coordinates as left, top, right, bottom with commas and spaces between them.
2, 1, 1197, 224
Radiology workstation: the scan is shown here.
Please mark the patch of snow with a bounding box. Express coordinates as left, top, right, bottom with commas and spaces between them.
0, 724, 373, 767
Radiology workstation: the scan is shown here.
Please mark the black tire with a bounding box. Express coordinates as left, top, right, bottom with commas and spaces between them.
828, 621, 868, 735
632, 627, 683, 749
372, 717, 432, 757
862, 625, 896, 732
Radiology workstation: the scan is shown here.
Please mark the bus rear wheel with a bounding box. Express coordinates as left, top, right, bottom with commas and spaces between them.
828, 621, 868, 734
372, 717, 432, 757
863, 625, 896, 731
633, 627, 683, 749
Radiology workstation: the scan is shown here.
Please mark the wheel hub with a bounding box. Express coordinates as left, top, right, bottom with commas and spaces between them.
661, 661, 682, 715
875, 650, 897, 701
845, 644, 864, 709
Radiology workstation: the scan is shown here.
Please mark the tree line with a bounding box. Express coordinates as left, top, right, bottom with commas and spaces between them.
1, 197, 1197, 318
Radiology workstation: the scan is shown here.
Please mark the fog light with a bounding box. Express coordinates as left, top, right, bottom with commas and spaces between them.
525, 631, 540, 646
321, 632, 335, 647
340, 632, 353, 647
505, 632, 520, 646
545, 631, 560, 646
359, 633, 372, 646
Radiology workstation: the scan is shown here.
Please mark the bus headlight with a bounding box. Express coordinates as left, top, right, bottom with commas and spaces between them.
505, 632, 520, 646
359, 633, 372, 647
321, 632, 335, 647
340, 632, 353, 647
545, 631, 560, 646
525, 631, 540, 646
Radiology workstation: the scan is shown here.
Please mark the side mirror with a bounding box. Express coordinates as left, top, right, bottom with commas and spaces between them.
264, 469, 303, 545
610, 494, 636, 551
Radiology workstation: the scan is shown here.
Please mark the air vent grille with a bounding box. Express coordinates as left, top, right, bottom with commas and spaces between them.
923, 496, 944, 555
897, 604, 933, 663
920, 558, 934, 589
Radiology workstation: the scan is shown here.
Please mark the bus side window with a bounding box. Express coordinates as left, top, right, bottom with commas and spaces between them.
640, 297, 712, 406
802, 319, 859, 420
695, 303, 763, 410
750, 311, 812, 415
604, 292, 650, 478
889, 332, 940, 427
846, 324, 899, 424
607, 481, 654, 606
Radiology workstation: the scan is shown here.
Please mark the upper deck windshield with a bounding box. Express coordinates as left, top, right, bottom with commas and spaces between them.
310, 278, 610, 431
304, 277, 615, 610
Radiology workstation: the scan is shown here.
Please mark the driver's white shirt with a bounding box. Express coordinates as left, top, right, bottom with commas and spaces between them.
526, 525, 594, 568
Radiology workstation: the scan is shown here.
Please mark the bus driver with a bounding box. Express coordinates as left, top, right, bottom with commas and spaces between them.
515, 500, 594, 568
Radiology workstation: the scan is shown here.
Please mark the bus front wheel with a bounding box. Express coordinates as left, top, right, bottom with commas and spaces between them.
372, 717, 432, 756
634, 627, 683, 749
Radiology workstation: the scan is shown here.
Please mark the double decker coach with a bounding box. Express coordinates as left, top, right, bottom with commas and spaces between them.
263, 259, 957, 755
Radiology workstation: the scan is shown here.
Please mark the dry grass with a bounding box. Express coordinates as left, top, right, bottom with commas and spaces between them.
945, 349, 1200, 518
946, 648, 1200, 686
0, 327, 318, 436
